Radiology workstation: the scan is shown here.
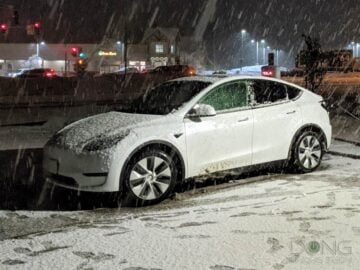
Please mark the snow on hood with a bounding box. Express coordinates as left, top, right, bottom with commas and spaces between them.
48, 111, 162, 152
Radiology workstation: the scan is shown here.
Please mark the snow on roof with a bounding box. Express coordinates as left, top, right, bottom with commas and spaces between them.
171, 76, 222, 84
142, 27, 180, 42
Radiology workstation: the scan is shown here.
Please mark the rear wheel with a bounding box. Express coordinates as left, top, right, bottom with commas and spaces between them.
290, 131, 324, 173
122, 148, 178, 206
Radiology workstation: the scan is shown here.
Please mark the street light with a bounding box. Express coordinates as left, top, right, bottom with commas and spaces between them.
261, 40, 266, 64
349, 42, 356, 57
275, 49, 281, 66
240, 29, 246, 66
251, 39, 266, 65
251, 39, 258, 65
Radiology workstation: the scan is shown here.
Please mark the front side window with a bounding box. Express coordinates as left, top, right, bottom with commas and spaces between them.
117, 81, 211, 115
155, 44, 164, 53
199, 81, 249, 112
249, 80, 288, 105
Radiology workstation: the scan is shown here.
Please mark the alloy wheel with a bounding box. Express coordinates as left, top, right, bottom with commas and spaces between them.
298, 135, 322, 169
129, 156, 172, 200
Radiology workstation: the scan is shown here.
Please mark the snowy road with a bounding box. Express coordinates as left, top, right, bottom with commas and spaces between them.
0, 152, 360, 270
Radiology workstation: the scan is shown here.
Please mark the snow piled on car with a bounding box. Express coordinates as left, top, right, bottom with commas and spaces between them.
48, 112, 161, 153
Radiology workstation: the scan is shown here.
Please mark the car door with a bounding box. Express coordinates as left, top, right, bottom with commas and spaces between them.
249, 79, 300, 165
184, 80, 254, 177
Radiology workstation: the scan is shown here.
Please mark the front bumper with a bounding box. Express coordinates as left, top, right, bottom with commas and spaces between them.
43, 146, 110, 191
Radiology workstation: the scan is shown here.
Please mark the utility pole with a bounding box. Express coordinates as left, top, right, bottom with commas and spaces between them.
64, 44, 68, 76
123, 0, 128, 76
124, 21, 128, 76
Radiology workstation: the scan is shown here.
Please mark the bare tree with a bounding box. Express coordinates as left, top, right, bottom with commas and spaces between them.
301, 34, 326, 92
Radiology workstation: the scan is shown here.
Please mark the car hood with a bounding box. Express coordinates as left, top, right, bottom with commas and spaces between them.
48, 111, 164, 152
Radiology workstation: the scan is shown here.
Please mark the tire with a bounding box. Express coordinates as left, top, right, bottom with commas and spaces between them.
122, 148, 178, 206
290, 130, 324, 173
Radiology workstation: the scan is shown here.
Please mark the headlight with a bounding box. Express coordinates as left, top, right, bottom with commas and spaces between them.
83, 130, 130, 152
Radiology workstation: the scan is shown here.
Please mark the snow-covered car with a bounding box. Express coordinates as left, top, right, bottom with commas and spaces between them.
8, 68, 31, 77
113, 67, 139, 74
43, 76, 332, 206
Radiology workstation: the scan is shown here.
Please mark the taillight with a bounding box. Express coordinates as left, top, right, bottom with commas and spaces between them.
187, 68, 196, 76
45, 69, 56, 77
262, 70, 273, 77
320, 100, 329, 111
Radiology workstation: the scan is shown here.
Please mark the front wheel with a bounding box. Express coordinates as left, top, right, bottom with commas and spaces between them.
290, 131, 324, 173
122, 148, 178, 206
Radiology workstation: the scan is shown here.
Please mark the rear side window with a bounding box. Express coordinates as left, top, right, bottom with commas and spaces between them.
200, 81, 248, 112
287, 86, 302, 100
250, 80, 288, 104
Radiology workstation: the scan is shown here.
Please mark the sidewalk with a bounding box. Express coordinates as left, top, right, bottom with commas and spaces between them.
331, 114, 360, 145
329, 113, 360, 158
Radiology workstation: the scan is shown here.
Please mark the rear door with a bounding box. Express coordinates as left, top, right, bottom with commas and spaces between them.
249, 79, 301, 165
184, 80, 254, 176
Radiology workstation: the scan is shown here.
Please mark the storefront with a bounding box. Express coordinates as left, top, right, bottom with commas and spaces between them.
0, 43, 124, 76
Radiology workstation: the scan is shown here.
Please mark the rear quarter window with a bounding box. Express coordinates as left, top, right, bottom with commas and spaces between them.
287, 86, 302, 100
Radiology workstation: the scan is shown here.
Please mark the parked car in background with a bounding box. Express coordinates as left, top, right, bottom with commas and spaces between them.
43, 76, 331, 206
149, 65, 197, 77
113, 67, 140, 74
16, 68, 57, 78
8, 68, 31, 77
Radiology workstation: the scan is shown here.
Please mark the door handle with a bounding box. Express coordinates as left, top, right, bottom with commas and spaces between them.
286, 110, 297, 115
238, 117, 249, 122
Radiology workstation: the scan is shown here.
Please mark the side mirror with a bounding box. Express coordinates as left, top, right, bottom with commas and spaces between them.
188, 104, 216, 118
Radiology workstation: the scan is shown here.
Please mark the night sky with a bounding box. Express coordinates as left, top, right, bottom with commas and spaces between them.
0, 0, 359, 66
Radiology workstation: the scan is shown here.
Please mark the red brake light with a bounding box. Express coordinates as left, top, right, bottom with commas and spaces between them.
45, 70, 55, 77
262, 70, 273, 76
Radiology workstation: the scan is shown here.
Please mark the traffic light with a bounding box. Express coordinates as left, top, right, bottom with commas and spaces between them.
0, 24, 8, 35
13, 10, 19, 25
70, 47, 82, 57
268, 53, 275, 66
79, 52, 87, 59
71, 47, 79, 57
34, 22, 40, 35
74, 58, 88, 75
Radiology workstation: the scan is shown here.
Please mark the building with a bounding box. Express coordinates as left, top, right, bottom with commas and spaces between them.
124, 27, 180, 71
0, 42, 124, 76
141, 27, 180, 67
0, 27, 181, 76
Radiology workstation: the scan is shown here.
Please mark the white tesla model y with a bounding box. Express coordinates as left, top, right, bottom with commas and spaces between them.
43, 76, 332, 205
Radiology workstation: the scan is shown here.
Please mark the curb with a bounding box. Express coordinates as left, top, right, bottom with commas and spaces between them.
329, 138, 360, 160
334, 137, 360, 147
328, 151, 360, 160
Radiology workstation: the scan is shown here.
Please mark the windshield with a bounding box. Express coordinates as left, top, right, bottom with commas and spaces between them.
117, 80, 211, 115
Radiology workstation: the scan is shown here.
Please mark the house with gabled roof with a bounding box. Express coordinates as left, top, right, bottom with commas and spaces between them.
140, 27, 180, 67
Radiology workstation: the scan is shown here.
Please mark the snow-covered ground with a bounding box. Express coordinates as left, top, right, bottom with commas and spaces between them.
0, 152, 360, 269
0, 108, 359, 269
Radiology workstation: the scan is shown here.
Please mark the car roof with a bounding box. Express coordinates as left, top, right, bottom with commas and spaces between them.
170, 76, 223, 84
171, 75, 305, 89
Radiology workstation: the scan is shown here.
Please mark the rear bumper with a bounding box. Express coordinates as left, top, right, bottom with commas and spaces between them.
324, 123, 332, 151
